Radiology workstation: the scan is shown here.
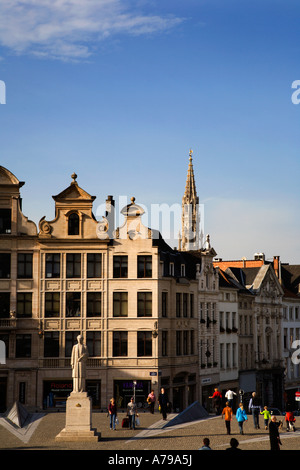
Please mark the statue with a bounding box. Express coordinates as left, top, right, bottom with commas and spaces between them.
71, 335, 89, 393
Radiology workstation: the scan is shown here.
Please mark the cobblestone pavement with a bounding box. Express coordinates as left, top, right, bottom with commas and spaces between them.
0, 410, 299, 451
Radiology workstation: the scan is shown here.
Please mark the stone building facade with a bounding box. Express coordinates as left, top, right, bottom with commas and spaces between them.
0, 165, 199, 412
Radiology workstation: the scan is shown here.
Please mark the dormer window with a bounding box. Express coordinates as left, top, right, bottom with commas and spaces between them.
68, 213, 79, 235
181, 264, 186, 277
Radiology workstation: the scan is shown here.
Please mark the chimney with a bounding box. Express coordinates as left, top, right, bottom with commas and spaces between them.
273, 256, 281, 283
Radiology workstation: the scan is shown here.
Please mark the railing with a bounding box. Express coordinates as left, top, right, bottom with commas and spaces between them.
0, 319, 17, 329
40, 358, 103, 368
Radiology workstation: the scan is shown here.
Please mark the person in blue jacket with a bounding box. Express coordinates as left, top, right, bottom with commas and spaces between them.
236, 403, 248, 435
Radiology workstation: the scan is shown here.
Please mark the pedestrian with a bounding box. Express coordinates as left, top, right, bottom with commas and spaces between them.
158, 387, 169, 420
269, 415, 282, 451
108, 397, 117, 431
236, 403, 248, 435
199, 437, 212, 450
226, 438, 241, 451
127, 397, 138, 430
225, 389, 237, 410
285, 409, 296, 432
222, 401, 233, 435
209, 388, 222, 415
248, 392, 262, 429
260, 405, 272, 430
147, 389, 156, 414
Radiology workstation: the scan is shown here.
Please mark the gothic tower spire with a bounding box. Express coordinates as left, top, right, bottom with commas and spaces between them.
181, 149, 200, 251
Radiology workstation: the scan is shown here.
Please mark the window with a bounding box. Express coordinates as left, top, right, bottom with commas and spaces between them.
87, 253, 102, 278
181, 264, 186, 277
17, 253, 33, 278
66, 292, 81, 317
113, 292, 128, 317
16, 334, 31, 358
183, 293, 188, 317
0, 334, 9, 358
190, 294, 194, 318
45, 254, 60, 278
137, 255, 152, 278
162, 292, 168, 317
45, 292, 60, 317
66, 253, 81, 278
0, 209, 11, 234
0, 253, 10, 278
137, 332, 152, 356
68, 213, 79, 235
176, 331, 182, 355
190, 330, 194, 355
113, 331, 128, 356
183, 330, 188, 355
137, 292, 152, 317
162, 331, 168, 356
113, 256, 128, 278
87, 292, 101, 317
44, 332, 59, 357
169, 262, 174, 276
176, 293, 181, 317
65, 331, 80, 357
16, 293, 32, 318
87, 331, 101, 356
0, 293, 10, 318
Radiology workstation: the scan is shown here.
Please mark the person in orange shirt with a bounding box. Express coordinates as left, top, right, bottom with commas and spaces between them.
222, 401, 233, 435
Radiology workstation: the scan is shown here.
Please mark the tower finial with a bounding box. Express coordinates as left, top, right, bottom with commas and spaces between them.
189, 149, 193, 160
71, 172, 77, 184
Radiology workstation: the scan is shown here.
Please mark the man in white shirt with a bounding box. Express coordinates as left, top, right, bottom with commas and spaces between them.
225, 389, 237, 409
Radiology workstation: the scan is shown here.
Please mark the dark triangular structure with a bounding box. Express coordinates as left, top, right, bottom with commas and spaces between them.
5, 401, 29, 428
163, 401, 209, 428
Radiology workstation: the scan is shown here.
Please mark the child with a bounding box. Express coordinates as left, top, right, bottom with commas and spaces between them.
222, 401, 233, 435
260, 405, 272, 430
285, 410, 296, 432
236, 403, 248, 435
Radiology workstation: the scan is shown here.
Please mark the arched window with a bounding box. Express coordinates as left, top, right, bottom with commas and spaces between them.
68, 213, 79, 235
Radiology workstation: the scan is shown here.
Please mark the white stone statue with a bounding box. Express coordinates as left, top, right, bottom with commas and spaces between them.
71, 335, 89, 393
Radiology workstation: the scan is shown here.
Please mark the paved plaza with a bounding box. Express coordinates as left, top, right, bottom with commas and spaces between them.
0, 408, 299, 452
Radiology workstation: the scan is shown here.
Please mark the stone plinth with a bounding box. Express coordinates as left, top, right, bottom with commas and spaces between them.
55, 392, 100, 442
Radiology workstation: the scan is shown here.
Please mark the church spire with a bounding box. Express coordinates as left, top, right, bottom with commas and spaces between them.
181, 149, 200, 251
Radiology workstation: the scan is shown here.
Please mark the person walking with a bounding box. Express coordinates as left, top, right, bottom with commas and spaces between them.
108, 397, 117, 431
269, 415, 282, 451
236, 403, 248, 435
260, 405, 272, 430
222, 401, 233, 435
248, 392, 262, 429
225, 389, 237, 410
158, 387, 169, 420
209, 388, 222, 415
147, 390, 156, 414
127, 397, 138, 430
285, 409, 296, 432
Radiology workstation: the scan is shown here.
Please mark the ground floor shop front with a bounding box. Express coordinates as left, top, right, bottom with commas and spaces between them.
1, 366, 198, 413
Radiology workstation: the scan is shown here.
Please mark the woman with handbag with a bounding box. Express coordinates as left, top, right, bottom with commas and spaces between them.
108, 397, 117, 431
147, 390, 156, 414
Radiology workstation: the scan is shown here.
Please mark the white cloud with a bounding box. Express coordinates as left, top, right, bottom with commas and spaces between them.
0, 0, 182, 61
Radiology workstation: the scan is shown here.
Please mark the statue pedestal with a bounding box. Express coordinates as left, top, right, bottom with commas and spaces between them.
55, 392, 100, 442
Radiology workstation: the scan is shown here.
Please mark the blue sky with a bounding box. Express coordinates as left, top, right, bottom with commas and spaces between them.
0, 0, 299, 263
